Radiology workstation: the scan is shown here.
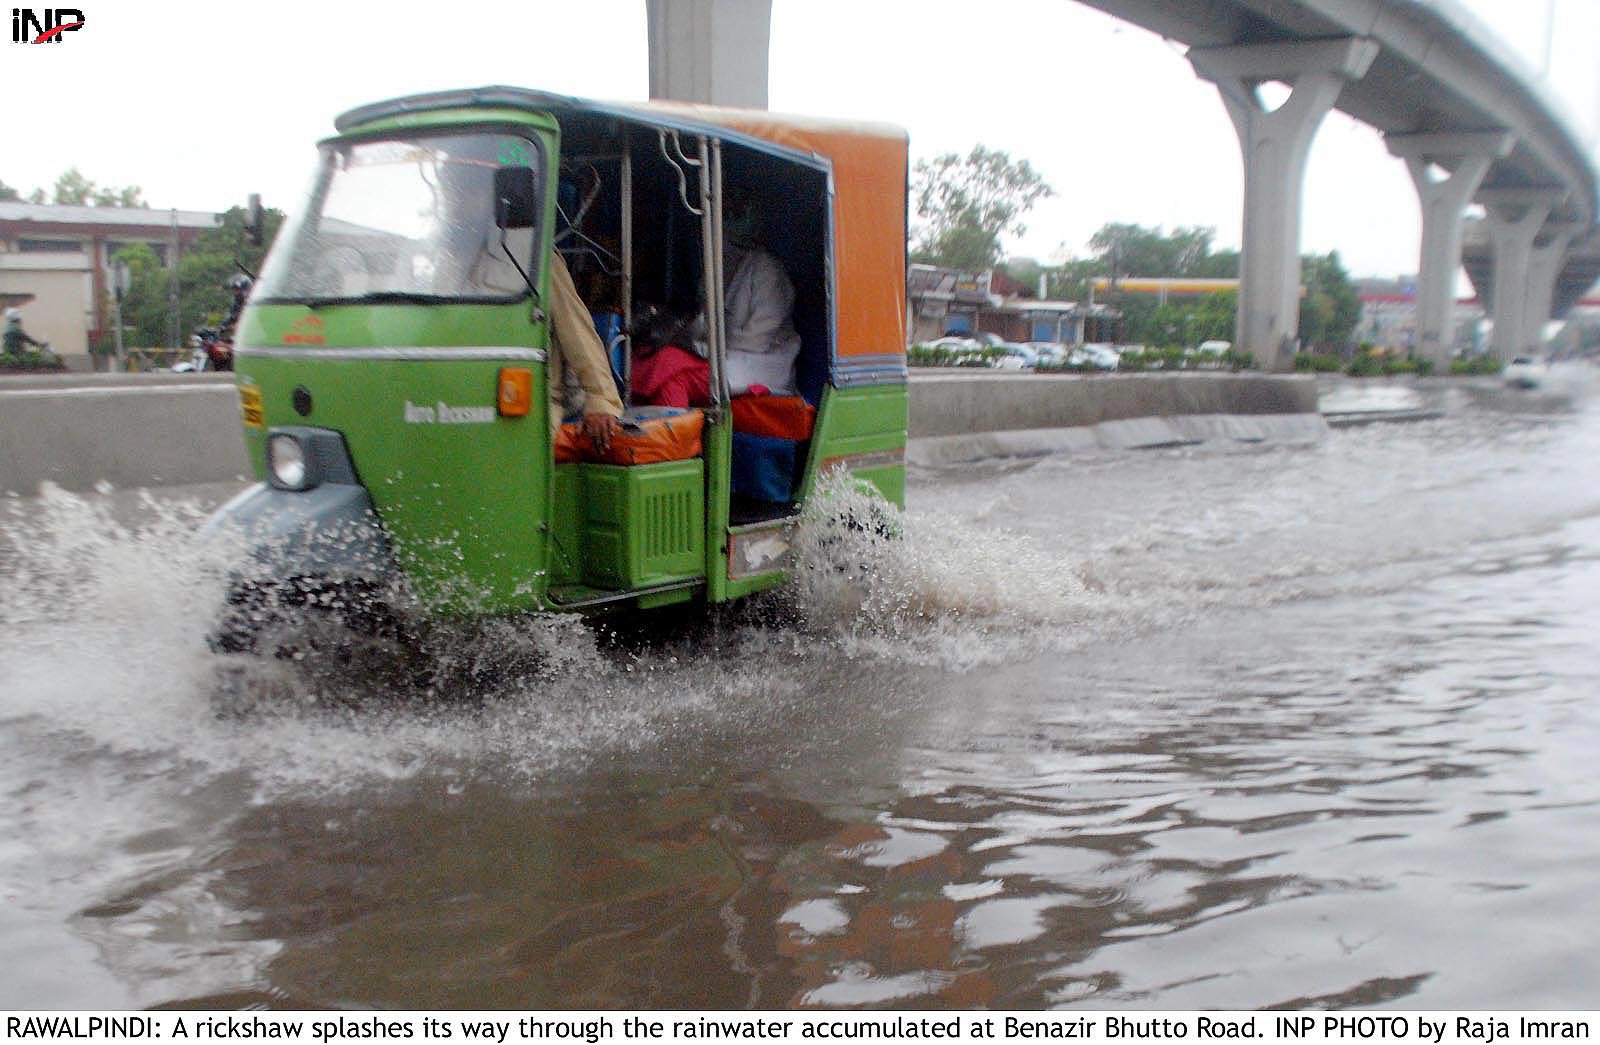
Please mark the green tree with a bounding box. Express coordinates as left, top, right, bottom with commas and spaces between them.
0, 178, 20, 202
111, 242, 173, 348
999, 256, 1045, 298
92, 184, 146, 208
51, 168, 96, 205
911, 145, 1052, 271
49, 166, 145, 207
1189, 289, 1238, 344
1048, 224, 1243, 344
1044, 258, 1102, 303
1087, 223, 1236, 278
175, 205, 285, 333
106, 206, 284, 350
1298, 251, 1361, 350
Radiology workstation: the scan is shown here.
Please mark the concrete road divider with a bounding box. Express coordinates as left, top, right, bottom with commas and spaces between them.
1, 373, 247, 494
0, 370, 1321, 494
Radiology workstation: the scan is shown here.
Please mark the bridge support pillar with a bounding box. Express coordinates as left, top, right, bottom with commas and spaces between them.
1386, 132, 1513, 370
1520, 224, 1579, 355
646, 0, 773, 109
1480, 189, 1565, 360
1190, 38, 1378, 372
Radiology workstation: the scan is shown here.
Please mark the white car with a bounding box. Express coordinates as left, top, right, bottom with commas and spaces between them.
924, 335, 980, 351
1069, 343, 1120, 371
1026, 341, 1068, 366
990, 343, 1038, 370
1503, 355, 1546, 389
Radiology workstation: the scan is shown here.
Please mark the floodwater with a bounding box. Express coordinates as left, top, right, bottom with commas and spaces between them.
2, 371, 1599, 1010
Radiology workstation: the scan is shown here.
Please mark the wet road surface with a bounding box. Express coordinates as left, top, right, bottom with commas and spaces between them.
2, 371, 1598, 1009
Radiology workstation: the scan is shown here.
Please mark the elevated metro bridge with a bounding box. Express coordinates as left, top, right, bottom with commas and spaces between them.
646, 0, 1600, 367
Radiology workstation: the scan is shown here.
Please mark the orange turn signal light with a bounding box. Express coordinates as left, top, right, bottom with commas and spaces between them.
497, 367, 533, 417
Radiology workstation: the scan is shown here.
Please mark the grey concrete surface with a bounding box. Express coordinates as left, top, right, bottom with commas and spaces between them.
908, 371, 1318, 439
0, 370, 1319, 494
1, 374, 248, 494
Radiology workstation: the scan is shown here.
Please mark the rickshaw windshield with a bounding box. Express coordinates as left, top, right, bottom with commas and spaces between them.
256, 132, 545, 306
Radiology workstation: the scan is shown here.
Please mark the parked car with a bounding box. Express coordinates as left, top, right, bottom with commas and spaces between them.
990, 342, 1038, 370
1026, 341, 1068, 366
1069, 343, 1120, 371
925, 335, 980, 351
1196, 339, 1232, 356
1503, 355, 1546, 389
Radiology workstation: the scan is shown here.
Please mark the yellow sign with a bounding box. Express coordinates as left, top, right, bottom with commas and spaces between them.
238, 383, 264, 429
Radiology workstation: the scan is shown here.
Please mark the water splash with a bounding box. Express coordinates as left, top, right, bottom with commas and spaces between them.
780, 471, 1108, 669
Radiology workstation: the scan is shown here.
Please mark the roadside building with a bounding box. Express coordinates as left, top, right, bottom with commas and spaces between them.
907, 263, 1119, 345
0, 202, 219, 369
1355, 275, 1484, 356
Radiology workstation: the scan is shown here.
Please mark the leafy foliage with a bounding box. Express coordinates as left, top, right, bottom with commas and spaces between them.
1293, 352, 1343, 372
108, 243, 173, 349
1450, 356, 1504, 376
1088, 223, 1238, 279
911, 146, 1053, 271
109, 205, 284, 349
47, 167, 145, 208
1332, 347, 1437, 378
1297, 251, 1361, 350
0, 351, 66, 372
906, 344, 1004, 368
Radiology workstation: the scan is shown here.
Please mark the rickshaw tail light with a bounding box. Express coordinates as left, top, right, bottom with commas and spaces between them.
498, 367, 532, 417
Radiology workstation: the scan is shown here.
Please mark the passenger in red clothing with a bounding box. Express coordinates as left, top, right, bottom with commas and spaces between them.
629, 306, 710, 408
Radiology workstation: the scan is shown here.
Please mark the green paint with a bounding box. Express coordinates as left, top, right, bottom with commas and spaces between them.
227, 93, 911, 622
798, 384, 910, 506
576, 461, 705, 589
702, 417, 733, 603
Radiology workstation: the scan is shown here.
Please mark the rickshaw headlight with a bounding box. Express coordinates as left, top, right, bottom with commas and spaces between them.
267, 433, 310, 490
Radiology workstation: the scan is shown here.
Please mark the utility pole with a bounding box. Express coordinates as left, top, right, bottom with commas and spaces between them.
111, 259, 128, 372
167, 208, 180, 352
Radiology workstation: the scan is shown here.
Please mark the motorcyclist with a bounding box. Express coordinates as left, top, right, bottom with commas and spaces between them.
3, 307, 48, 356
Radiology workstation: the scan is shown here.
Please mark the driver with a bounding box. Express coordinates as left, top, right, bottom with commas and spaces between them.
3, 307, 46, 356
548, 251, 622, 453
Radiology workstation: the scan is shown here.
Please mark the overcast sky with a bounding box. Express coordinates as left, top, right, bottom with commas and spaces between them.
3, 0, 1597, 280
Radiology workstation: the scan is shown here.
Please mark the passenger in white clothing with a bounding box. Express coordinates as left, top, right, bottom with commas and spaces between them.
721, 193, 802, 397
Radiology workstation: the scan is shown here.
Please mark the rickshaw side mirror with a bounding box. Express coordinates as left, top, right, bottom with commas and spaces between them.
244, 193, 265, 247
494, 166, 539, 229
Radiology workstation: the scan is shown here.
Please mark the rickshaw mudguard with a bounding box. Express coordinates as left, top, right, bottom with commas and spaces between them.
205, 481, 395, 584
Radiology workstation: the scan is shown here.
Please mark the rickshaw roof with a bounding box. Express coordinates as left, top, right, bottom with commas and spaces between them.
337, 87, 909, 378
335, 86, 906, 160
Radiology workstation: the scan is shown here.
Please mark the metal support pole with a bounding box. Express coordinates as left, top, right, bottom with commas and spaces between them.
621, 138, 635, 409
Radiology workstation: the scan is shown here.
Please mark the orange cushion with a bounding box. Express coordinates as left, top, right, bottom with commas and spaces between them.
555, 409, 704, 466
731, 395, 816, 441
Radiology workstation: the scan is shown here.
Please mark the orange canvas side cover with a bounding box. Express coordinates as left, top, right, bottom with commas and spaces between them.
656, 105, 909, 366
555, 409, 705, 466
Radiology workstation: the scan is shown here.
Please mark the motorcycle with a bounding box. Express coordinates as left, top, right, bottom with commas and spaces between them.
173, 325, 233, 372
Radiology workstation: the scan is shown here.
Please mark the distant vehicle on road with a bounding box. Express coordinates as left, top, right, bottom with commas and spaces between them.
992, 343, 1038, 370
1069, 343, 1120, 371
1503, 355, 1546, 389
1026, 341, 1067, 366
1196, 339, 1232, 356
